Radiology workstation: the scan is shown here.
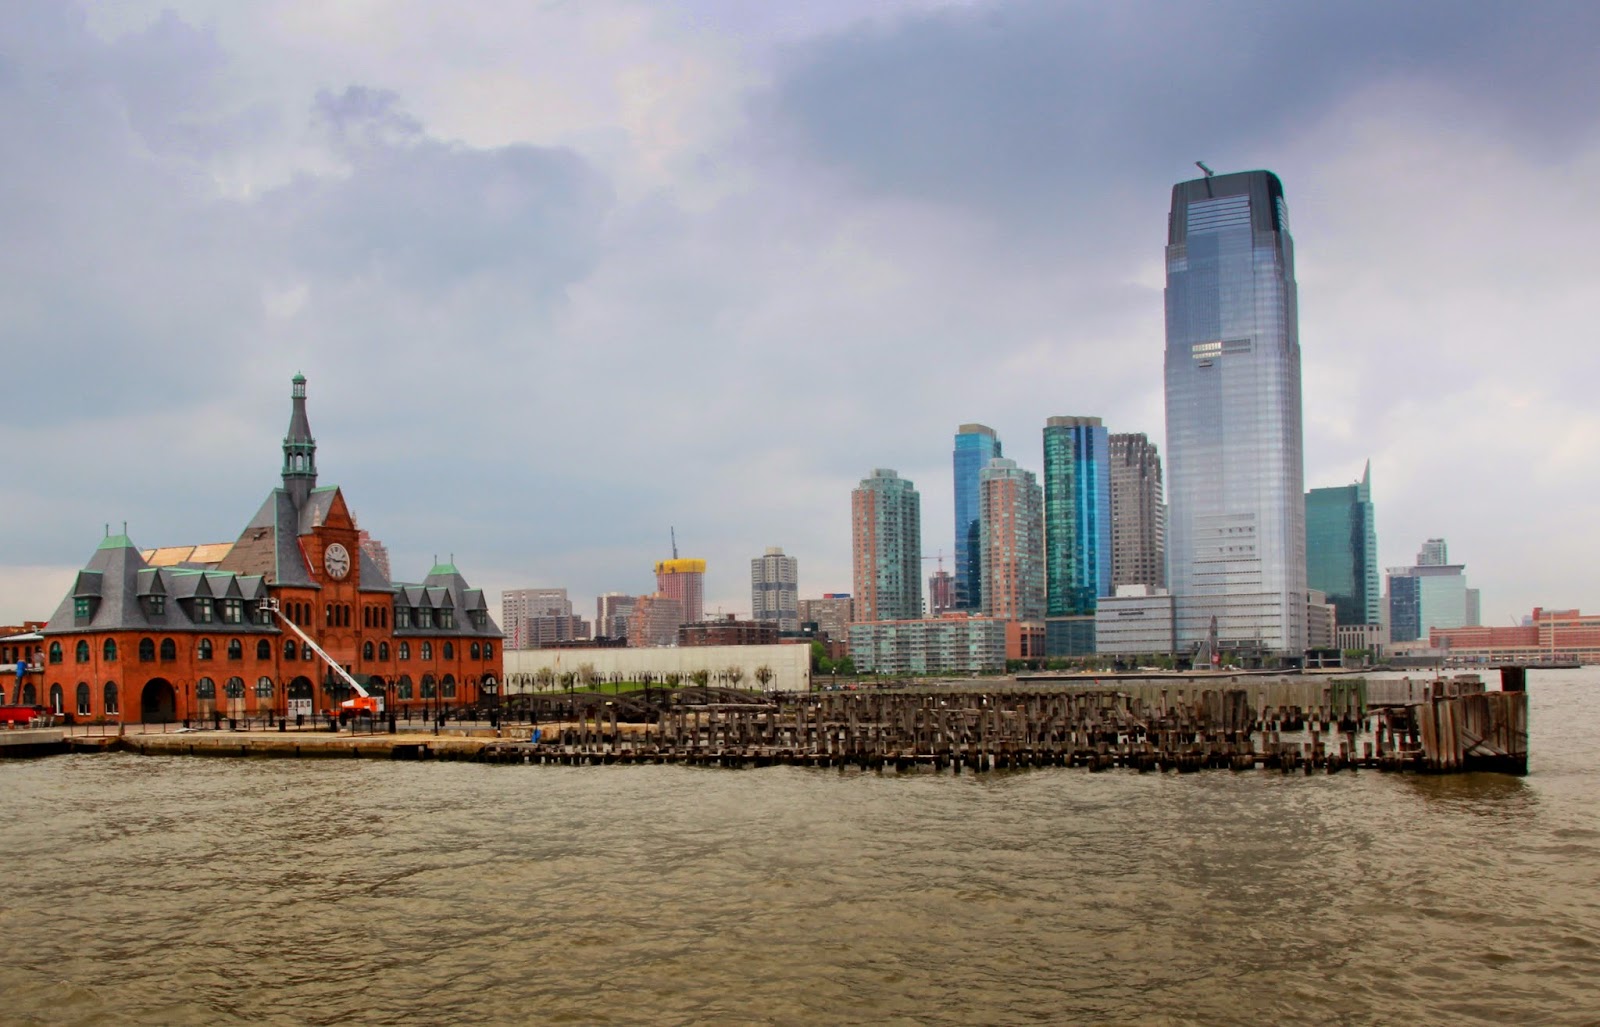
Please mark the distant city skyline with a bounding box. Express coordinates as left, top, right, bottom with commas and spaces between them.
2, 3, 1595, 630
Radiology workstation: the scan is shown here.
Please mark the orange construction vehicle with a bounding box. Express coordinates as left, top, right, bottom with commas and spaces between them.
263, 599, 383, 722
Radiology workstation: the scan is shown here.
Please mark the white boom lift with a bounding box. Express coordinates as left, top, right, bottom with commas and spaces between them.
261, 598, 383, 719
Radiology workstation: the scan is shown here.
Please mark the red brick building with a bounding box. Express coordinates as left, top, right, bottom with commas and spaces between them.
32, 375, 502, 722
1431, 608, 1600, 664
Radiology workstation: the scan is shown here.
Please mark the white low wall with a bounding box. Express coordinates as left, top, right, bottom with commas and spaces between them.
503, 644, 812, 693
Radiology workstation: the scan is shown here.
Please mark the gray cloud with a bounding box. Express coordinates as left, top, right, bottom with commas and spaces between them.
768, 0, 1600, 233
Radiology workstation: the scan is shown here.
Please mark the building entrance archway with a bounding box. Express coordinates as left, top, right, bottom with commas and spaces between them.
141, 678, 177, 723
287, 676, 315, 721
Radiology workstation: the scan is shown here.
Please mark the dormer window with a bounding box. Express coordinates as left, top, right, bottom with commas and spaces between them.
193, 599, 214, 624
74, 597, 94, 619
145, 595, 166, 616
221, 599, 243, 625
438, 609, 454, 630
470, 610, 486, 629
417, 608, 434, 629
395, 607, 411, 629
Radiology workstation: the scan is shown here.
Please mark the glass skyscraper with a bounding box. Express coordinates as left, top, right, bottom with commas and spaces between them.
1042, 416, 1111, 616
1164, 170, 1307, 656
1304, 461, 1380, 628
952, 424, 1002, 611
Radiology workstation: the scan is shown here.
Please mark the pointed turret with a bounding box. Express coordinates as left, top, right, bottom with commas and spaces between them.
282, 372, 317, 509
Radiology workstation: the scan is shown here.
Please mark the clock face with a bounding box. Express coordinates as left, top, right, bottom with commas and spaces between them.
324, 542, 351, 581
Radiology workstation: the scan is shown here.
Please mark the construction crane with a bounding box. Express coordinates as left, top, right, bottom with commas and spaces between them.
1196, 160, 1215, 178
261, 598, 382, 721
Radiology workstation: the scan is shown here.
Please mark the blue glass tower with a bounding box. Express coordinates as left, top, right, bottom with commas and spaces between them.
1042, 416, 1111, 616
1164, 170, 1307, 656
952, 424, 1002, 611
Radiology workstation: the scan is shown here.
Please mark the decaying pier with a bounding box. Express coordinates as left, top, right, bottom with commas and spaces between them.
484, 675, 1527, 775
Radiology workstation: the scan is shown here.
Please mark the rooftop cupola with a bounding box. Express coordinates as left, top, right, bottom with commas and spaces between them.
282, 372, 317, 508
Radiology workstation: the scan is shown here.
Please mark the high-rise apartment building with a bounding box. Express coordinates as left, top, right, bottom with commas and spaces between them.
750, 547, 800, 632
852, 469, 923, 622
798, 594, 854, 642
1417, 538, 1449, 567
1109, 433, 1165, 591
655, 558, 705, 625
952, 424, 1003, 611
979, 458, 1046, 621
595, 592, 635, 640
1305, 462, 1380, 629
928, 569, 955, 615
502, 588, 573, 650
628, 594, 683, 648
1042, 416, 1111, 616
1164, 169, 1307, 656
357, 528, 391, 583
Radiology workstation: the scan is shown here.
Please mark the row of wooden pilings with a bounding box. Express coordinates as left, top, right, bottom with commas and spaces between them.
474, 681, 1528, 775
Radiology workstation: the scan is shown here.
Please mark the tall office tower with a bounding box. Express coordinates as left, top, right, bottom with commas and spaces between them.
952, 424, 1003, 611
595, 592, 636, 640
1164, 169, 1307, 656
1109, 433, 1166, 590
852, 468, 923, 622
1305, 461, 1380, 628
1042, 416, 1111, 616
928, 569, 955, 615
655, 558, 706, 625
501, 588, 573, 649
1387, 537, 1478, 642
1417, 539, 1449, 567
750, 546, 800, 632
979, 458, 1046, 621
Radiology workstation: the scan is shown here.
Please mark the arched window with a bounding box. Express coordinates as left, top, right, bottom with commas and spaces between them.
301, 643, 313, 661
227, 639, 243, 660
421, 642, 433, 661
160, 638, 176, 661
325, 604, 333, 627
48, 642, 63, 664
197, 638, 214, 661
362, 641, 374, 660
397, 675, 413, 700
103, 682, 118, 715
257, 639, 272, 660
103, 639, 117, 661
49, 683, 63, 714
470, 642, 481, 659
382, 608, 388, 628
138, 638, 155, 662
76, 640, 90, 663
485, 643, 494, 659
443, 642, 454, 660
398, 642, 410, 661
225, 677, 244, 699
420, 674, 436, 698
441, 674, 456, 699
76, 682, 90, 715
197, 677, 216, 699
256, 676, 274, 698
284, 638, 297, 660
363, 607, 370, 628
379, 642, 390, 661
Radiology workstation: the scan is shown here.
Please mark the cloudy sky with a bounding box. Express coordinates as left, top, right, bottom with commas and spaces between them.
3, 0, 1597, 630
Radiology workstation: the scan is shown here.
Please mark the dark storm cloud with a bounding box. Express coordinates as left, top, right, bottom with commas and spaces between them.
270, 87, 613, 290
769, 0, 1600, 228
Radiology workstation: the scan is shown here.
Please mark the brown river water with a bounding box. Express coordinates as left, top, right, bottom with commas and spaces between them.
2, 669, 1598, 1026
